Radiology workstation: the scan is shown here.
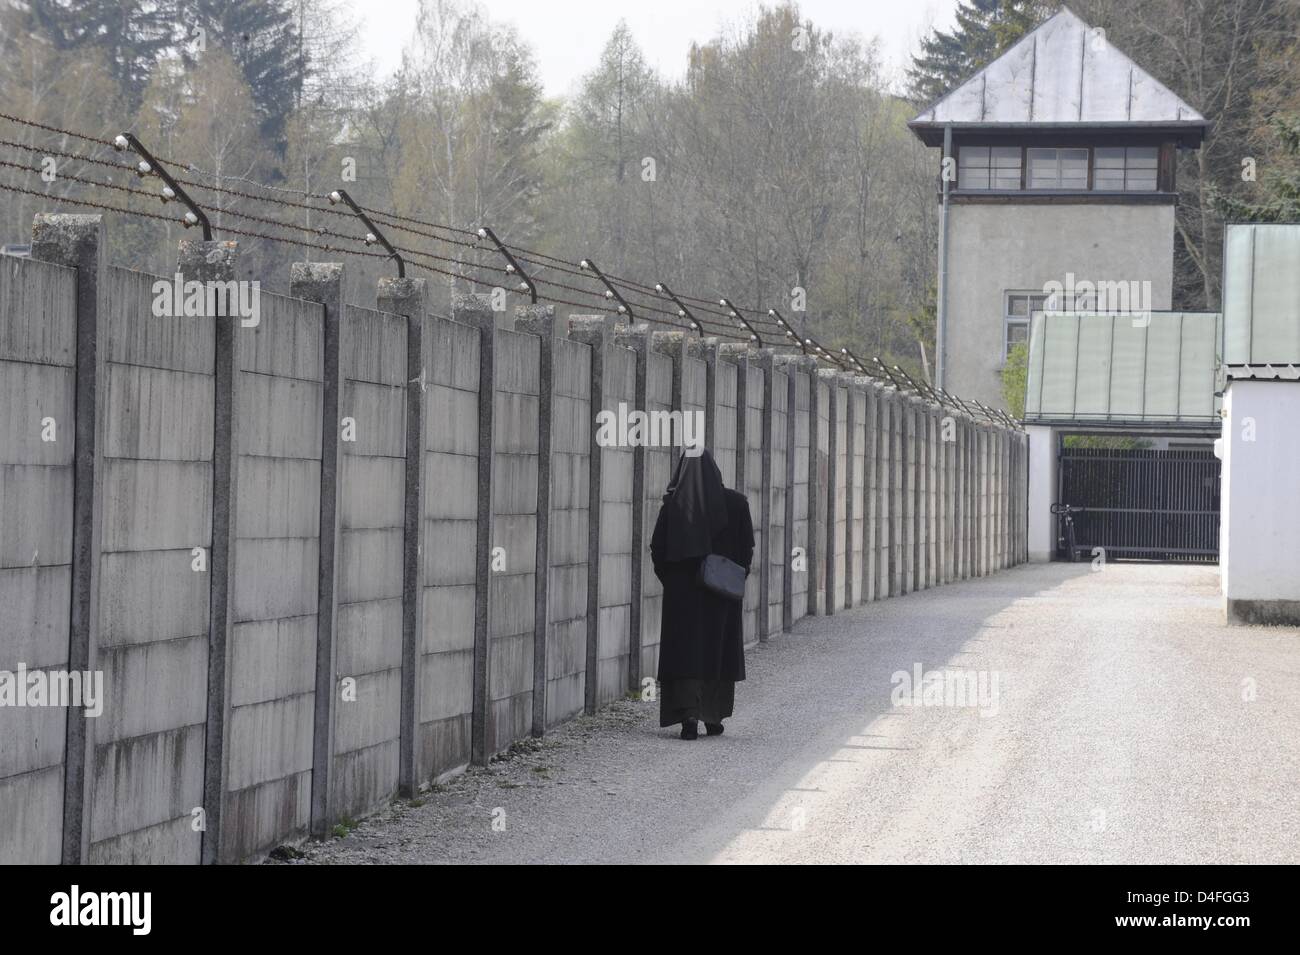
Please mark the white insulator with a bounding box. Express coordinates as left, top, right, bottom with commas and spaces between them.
328, 191, 341, 204
113, 134, 129, 151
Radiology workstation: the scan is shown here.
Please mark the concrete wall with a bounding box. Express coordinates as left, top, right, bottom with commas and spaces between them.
946, 202, 1175, 409
545, 337, 591, 725
421, 316, 479, 775
0, 253, 76, 864
94, 265, 212, 864
0, 215, 1030, 863
223, 289, 323, 861
333, 304, 407, 822
595, 342, 636, 708
1220, 379, 1300, 625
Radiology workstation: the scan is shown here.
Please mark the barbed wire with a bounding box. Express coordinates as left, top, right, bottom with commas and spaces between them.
0, 111, 844, 357
0, 179, 1010, 418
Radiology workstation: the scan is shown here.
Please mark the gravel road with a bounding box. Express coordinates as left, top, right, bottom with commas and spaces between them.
286, 562, 1300, 865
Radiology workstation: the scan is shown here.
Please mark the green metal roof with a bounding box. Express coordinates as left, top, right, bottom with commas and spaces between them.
1222, 223, 1300, 365
1024, 310, 1221, 427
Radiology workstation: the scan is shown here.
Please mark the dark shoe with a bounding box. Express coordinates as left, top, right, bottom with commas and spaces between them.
705, 722, 724, 736
680, 720, 699, 740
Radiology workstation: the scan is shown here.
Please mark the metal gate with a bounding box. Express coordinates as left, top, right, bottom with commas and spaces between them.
1057, 445, 1220, 562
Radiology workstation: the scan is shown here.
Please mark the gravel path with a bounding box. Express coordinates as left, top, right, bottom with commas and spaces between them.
284, 563, 1300, 865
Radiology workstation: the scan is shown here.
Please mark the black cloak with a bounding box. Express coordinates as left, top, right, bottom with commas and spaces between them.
650, 449, 755, 685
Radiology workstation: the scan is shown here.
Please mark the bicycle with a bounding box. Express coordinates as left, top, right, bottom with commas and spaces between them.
1049, 503, 1087, 562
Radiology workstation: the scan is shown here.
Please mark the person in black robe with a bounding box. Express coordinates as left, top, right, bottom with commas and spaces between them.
650, 448, 755, 740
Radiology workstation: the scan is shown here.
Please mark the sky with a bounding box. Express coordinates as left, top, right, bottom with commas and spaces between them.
351, 0, 961, 97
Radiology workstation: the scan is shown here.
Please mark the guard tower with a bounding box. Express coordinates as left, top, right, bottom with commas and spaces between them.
909, 6, 1208, 410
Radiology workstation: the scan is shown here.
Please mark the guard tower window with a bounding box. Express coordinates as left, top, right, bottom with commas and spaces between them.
1005, 290, 1075, 359
1093, 146, 1159, 191
957, 146, 1022, 190
1026, 147, 1089, 189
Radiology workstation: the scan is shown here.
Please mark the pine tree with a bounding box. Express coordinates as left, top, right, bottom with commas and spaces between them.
181, 0, 305, 147
907, 0, 1050, 106
19, 0, 179, 106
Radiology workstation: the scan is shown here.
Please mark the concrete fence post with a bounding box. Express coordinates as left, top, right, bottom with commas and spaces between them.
290, 261, 346, 838
930, 404, 941, 588
31, 214, 106, 865
572, 318, 611, 715
718, 343, 757, 640
376, 276, 428, 794
754, 350, 777, 640
450, 293, 497, 764
941, 402, 951, 582
178, 238, 241, 864
954, 415, 966, 580
979, 424, 987, 574
996, 429, 1005, 570
687, 336, 719, 462
774, 355, 804, 631
1005, 430, 1014, 569
972, 420, 982, 577
899, 397, 913, 595
878, 387, 893, 599
885, 389, 900, 597
613, 323, 653, 694
864, 382, 879, 603
718, 344, 749, 492
808, 368, 826, 615
822, 370, 839, 615
844, 376, 861, 608
917, 400, 930, 591
517, 304, 557, 735
972, 423, 982, 577
652, 331, 687, 473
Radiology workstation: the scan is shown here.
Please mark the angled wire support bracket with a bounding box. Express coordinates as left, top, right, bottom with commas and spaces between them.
328, 188, 404, 277
114, 133, 211, 240
579, 258, 634, 321
839, 346, 872, 375
872, 358, 909, 392
766, 308, 804, 353
476, 226, 536, 303
654, 282, 703, 336
802, 334, 845, 369
719, 297, 764, 347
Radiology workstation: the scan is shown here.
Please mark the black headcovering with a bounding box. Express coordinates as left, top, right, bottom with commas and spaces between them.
661, 448, 728, 562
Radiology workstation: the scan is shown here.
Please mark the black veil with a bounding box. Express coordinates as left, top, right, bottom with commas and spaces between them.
661, 448, 728, 562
